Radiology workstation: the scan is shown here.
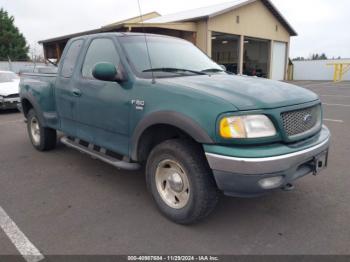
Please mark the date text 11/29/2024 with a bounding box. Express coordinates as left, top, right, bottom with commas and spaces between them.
127, 256, 219, 261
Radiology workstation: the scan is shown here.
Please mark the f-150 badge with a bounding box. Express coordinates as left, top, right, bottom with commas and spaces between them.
131, 100, 145, 111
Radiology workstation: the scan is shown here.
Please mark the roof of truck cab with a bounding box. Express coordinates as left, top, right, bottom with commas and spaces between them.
69, 32, 182, 41
40, 31, 178, 45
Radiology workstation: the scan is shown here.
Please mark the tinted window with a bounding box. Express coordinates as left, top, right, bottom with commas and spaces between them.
82, 38, 120, 78
61, 40, 83, 78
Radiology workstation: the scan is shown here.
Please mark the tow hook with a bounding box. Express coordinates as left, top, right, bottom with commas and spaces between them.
282, 183, 295, 192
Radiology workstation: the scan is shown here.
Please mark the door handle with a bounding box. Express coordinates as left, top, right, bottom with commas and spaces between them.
72, 88, 82, 97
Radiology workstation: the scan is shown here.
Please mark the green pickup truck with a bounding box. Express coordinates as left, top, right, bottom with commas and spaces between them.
20, 33, 330, 224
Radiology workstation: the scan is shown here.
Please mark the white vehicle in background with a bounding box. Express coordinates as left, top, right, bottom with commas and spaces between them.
0, 71, 20, 110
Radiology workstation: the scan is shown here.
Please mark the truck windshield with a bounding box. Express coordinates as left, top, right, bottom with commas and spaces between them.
119, 35, 224, 78
0, 72, 19, 83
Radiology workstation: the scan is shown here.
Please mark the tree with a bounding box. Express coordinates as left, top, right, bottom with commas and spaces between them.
0, 8, 29, 61
310, 53, 328, 60
319, 53, 327, 60
293, 57, 306, 61
311, 54, 318, 60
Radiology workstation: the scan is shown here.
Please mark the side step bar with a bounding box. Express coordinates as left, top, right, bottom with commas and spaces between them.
60, 136, 140, 171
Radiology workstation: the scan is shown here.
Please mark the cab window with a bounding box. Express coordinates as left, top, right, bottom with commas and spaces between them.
61, 39, 83, 78
82, 38, 120, 79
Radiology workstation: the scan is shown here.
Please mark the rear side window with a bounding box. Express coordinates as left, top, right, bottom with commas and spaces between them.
82, 38, 120, 78
61, 40, 83, 78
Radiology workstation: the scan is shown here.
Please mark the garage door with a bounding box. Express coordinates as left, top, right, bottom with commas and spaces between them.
271, 42, 287, 80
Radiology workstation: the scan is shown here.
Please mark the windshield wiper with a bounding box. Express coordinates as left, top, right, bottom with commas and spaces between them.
143, 68, 207, 75
201, 68, 225, 73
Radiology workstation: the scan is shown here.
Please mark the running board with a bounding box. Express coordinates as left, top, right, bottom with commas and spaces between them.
60, 136, 140, 171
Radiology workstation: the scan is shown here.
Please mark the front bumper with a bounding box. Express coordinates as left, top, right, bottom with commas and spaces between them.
0, 98, 20, 110
205, 126, 331, 197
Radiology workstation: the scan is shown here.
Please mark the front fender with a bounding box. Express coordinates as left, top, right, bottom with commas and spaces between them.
130, 111, 214, 160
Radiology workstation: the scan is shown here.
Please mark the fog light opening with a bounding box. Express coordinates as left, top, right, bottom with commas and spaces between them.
282, 183, 295, 192
258, 176, 284, 189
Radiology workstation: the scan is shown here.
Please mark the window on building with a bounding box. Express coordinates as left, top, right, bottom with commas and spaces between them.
243, 37, 269, 78
82, 38, 120, 79
211, 32, 240, 74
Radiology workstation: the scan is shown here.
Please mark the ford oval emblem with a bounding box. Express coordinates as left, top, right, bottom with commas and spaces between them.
303, 114, 313, 124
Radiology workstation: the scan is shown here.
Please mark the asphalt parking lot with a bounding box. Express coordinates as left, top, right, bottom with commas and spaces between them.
0, 81, 350, 259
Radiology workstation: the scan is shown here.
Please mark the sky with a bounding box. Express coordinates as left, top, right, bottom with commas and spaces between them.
0, 0, 349, 59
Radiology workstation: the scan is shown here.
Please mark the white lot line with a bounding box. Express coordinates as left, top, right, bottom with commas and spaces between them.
323, 103, 350, 108
321, 95, 350, 98
0, 119, 23, 126
0, 206, 44, 262
301, 82, 334, 88
300, 82, 350, 90
324, 119, 344, 123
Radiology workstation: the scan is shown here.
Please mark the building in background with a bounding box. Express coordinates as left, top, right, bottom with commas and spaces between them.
39, 0, 297, 80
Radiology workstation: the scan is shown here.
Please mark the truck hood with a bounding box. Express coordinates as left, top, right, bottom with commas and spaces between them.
0, 80, 20, 97
159, 74, 319, 110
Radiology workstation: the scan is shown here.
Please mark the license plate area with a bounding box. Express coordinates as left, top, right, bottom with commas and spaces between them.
313, 151, 328, 175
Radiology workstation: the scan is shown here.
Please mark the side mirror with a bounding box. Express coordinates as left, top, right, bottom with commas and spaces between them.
219, 64, 227, 71
92, 62, 118, 82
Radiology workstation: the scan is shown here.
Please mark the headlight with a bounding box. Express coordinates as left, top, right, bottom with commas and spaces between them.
220, 115, 276, 139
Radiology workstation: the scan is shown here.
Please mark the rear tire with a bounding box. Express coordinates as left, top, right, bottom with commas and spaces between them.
146, 139, 219, 224
27, 109, 57, 151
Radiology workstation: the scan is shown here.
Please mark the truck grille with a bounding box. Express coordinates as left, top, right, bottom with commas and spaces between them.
281, 105, 321, 138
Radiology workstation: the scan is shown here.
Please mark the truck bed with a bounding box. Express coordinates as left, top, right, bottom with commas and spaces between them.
20, 72, 59, 129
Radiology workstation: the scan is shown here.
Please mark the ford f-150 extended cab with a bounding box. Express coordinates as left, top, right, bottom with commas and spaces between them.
20, 33, 330, 224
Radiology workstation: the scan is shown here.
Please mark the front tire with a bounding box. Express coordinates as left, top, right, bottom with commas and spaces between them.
27, 109, 57, 151
146, 139, 219, 224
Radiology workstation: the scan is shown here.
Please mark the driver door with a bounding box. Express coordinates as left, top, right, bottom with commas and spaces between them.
75, 37, 131, 156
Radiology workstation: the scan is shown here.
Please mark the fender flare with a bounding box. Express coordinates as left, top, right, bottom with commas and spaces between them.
20, 93, 47, 126
130, 111, 214, 161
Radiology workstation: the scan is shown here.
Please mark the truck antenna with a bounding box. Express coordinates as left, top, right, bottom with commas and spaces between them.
137, 0, 156, 84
